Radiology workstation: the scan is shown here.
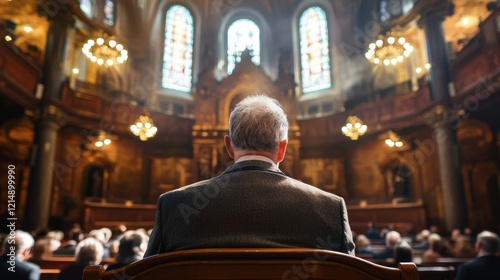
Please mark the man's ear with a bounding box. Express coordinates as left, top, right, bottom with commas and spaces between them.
19, 247, 31, 261
224, 135, 235, 159
276, 139, 288, 163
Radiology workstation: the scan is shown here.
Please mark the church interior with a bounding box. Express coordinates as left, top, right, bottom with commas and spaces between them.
0, 0, 499, 243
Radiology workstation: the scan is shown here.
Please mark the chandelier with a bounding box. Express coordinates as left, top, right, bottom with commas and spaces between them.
82, 31, 128, 67
130, 115, 158, 141
365, 27, 414, 66
341, 116, 367, 140
385, 130, 403, 148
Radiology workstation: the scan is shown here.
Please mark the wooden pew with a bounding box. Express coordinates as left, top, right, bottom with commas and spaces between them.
31, 256, 115, 270
421, 257, 472, 270
418, 266, 455, 280
83, 248, 419, 280
40, 269, 60, 280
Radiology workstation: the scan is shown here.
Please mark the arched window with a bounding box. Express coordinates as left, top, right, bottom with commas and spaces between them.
103, 0, 115, 26
299, 6, 331, 93
162, 5, 194, 92
227, 19, 260, 74
80, 0, 93, 18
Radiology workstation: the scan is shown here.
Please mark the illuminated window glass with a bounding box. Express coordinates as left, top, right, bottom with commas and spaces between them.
299, 6, 332, 93
162, 5, 194, 92
80, 0, 93, 18
104, 0, 114, 26
227, 19, 260, 74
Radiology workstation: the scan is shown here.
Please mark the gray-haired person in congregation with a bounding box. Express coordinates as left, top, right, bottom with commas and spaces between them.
145, 95, 355, 256
0, 230, 40, 280
456, 230, 500, 280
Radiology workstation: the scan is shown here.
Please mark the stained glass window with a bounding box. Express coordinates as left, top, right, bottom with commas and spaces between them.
299, 6, 332, 93
80, 0, 92, 18
162, 5, 194, 92
227, 19, 260, 74
104, 0, 114, 26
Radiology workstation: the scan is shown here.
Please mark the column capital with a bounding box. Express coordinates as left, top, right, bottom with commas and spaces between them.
38, 1, 75, 26
40, 105, 67, 129
418, 1, 455, 27
423, 104, 465, 128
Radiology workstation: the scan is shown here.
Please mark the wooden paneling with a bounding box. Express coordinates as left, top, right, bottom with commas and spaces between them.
347, 202, 426, 236
84, 201, 156, 231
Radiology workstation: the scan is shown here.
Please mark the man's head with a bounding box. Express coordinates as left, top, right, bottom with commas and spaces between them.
1, 230, 35, 261
225, 95, 289, 163
116, 232, 148, 263
475, 231, 499, 254
75, 237, 104, 265
385, 231, 401, 247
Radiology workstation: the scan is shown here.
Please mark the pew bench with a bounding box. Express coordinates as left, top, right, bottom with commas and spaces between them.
31, 256, 115, 270
83, 248, 419, 280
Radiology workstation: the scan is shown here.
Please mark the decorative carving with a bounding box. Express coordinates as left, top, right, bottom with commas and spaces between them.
41, 104, 67, 129
423, 104, 465, 128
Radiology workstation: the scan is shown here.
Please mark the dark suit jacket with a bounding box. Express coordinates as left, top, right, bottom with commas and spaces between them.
0, 254, 40, 280
145, 160, 355, 257
456, 254, 500, 280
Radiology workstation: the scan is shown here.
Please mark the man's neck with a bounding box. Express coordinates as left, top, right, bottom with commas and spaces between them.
233, 150, 279, 164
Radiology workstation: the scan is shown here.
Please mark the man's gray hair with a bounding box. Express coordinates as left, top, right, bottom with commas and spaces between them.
2, 230, 35, 254
476, 231, 499, 254
75, 237, 104, 265
229, 95, 288, 153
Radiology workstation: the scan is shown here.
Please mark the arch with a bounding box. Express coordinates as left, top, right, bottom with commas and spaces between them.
217, 7, 272, 78
220, 84, 269, 129
162, 4, 195, 92
80, 0, 95, 18
227, 19, 260, 74
82, 164, 104, 199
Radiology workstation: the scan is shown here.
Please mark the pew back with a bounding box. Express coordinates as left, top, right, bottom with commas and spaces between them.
83, 248, 419, 280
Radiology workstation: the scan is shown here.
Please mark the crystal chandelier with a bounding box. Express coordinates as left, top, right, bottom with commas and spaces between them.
365, 27, 414, 66
341, 116, 367, 140
130, 115, 158, 141
385, 130, 403, 148
82, 31, 128, 67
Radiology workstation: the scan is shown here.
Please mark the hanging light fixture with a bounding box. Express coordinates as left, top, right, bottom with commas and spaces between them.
365, 27, 414, 66
385, 130, 404, 148
130, 115, 158, 141
82, 30, 128, 67
341, 116, 367, 140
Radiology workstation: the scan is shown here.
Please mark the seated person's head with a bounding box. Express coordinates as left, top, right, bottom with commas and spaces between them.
356, 234, 371, 249
225, 95, 289, 163
393, 241, 413, 263
2, 230, 35, 261
30, 238, 53, 259
116, 232, 148, 264
385, 231, 401, 247
475, 231, 499, 254
75, 237, 104, 265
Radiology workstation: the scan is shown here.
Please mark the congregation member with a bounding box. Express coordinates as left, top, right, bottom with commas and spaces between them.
0, 230, 40, 280
145, 95, 355, 256
456, 231, 500, 280
373, 231, 401, 259
59, 237, 104, 280
106, 231, 148, 270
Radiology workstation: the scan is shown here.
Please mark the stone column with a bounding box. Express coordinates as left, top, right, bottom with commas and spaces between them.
419, 3, 468, 231
424, 106, 468, 231
23, 10, 73, 231
24, 106, 66, 230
